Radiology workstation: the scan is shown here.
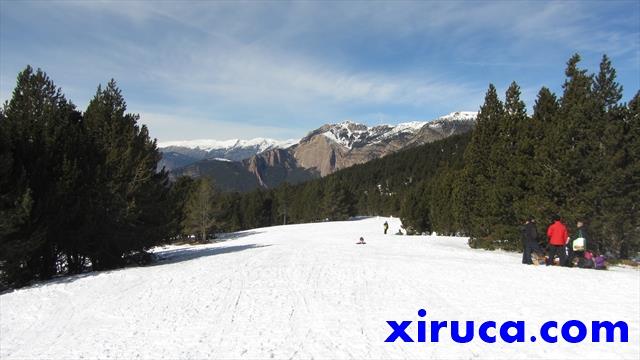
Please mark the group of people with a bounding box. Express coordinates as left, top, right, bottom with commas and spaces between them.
383, 221, 403, 235
521, 215, 605, 269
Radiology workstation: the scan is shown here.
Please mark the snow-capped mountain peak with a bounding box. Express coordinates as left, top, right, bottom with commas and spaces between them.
437, 111, 478, 122
158, 138, 297, 152
157, 137, 299, 169
320, 121, 370, 149
317, 111, 477, 150
159, 111, 477, 173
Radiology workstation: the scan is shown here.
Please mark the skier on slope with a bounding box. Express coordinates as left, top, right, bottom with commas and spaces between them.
383, 221, 389, 234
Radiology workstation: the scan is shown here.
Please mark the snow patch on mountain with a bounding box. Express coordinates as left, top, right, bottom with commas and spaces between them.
437, 111, 478, 121
158, 138, 298, 152
320, 112, 477, 149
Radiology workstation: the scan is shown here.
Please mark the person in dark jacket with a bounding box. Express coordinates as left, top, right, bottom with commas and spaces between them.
383, 221, 389, 235
521, 218, 543, 264
546, 215, 569, 266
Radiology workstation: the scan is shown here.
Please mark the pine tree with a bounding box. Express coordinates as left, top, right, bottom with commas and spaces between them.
276, 182, 292, 225
461, 84, 504, 247
0, 66, 84, 286
492, 81, 528, 247
167, 175, 196, 242
593, 54, 623, 110
545, 54, 596, 221
620, 91, 640, 255
532, 88, 559, 125
400, 183, 430, 234
83, 79, 171, 269
432, 168, 466, 236
182, 177, 217, 242
589, 54, 634, 256
322, 178, 353, 221
530, 87, 560, 222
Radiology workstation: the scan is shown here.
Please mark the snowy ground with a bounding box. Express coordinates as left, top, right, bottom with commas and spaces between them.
1, 217, 638, 359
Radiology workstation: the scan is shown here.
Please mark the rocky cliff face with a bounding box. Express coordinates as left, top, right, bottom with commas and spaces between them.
243, 148, 316, 188
158, 138, 297, 171
258, 111, 478, 176
167, 111, 476, 191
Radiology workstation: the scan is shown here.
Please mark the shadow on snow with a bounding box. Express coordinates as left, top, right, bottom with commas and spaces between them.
2, 242, 269, 295
215, 230, 264, 241
153, 243, 270, 266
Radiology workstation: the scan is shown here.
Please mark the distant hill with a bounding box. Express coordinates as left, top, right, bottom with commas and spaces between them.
165, 111, 476, 191
158, 138, 297, 171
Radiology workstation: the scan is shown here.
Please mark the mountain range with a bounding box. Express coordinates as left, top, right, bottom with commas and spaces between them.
159, 111, 477, 191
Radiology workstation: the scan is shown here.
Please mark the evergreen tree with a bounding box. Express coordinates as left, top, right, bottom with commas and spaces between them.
0, 66, 84, 286
536, 54, 594, 222
429, 169, 461, 236
529, 87, 560, 222
400, 182, 431, 234
182, 177, 217, 242
275, 182, 292, 225
461, 84, 504, 247
620, 91, 640, 255
167, 175, 196, 242
532, 87, 559, 125
593, 54, 623, 110
322, 178, 353, 221
82, 80, 171, 269
493, 81, 528, 247
589, 52, 636, 256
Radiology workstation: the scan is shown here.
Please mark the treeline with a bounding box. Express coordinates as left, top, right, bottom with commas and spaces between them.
458, 54, 639, 255
2, 54, 637, 288
180, 131, 471, 236
0, 67, 182, 289
190, 54, 638, 257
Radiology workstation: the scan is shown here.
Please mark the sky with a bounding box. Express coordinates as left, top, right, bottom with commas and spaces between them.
1, 1, 639, 142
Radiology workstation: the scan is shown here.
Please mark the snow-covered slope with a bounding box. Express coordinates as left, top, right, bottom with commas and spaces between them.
1, 217, 638, 359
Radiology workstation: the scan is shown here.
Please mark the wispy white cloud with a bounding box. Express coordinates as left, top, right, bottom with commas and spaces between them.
152, 42, 482, 107
138, 110, 303, 142
2, 0, 637, 141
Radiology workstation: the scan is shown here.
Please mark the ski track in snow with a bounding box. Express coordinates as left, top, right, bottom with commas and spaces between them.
1, 217, 639, 359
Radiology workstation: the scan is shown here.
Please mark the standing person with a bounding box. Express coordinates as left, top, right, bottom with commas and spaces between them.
383, 221, 389, 235
521, 218, 542, 264
568, 220, 589, 265
546, 215, 569, 266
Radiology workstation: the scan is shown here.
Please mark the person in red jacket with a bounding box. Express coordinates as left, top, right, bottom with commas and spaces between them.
546, 215, 569, 266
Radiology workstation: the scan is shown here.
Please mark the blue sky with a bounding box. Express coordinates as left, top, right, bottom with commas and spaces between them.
1, 1, 638, 142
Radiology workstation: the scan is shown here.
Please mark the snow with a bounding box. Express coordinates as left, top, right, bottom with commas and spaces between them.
320, 112, 478, 149
437, 111, 478, 122
381, 121, 428, 138
322, 121, 425, 149
1, 217, 638, 359
328, 121, 369, 149
158, 138, 298, 152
